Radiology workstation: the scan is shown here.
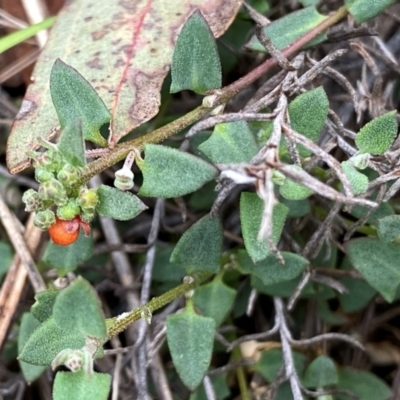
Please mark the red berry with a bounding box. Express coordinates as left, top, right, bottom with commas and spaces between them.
48, 216, 91, 246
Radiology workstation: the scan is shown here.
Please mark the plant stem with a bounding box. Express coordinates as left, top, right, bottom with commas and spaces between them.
79, 6, 349, 184
107, 272, 211, 338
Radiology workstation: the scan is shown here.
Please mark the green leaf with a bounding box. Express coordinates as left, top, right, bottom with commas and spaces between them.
350, 197, 394, 226
31, 290, 60, 323
355, 111, 398, 155
341, 161, 369, 195
170, 11, 221, 94
97, 185, 148, 221
58, 120, 86, 167
0, 16, 55, 55
288, 87, 329, 157
336, 368, 392, 400
53, 371, 111, 400
138, 144, 217, 198
345, 0, 396, 23
52, 277, 107, 340
303, 355, 338, 388
18, 313, 46, 382
339, 276, 376, 313
246, 7, 328, 52
152, 244, 187, 283
281, 198, 311, 218
43, 231, 93, 276
279, 167, 315, 200
19, 317, 85, 366
346, 238, 400, 302
198, 121, 259, 163
240, 192, 288, 263
190, 374, 230, 400
50, 59, 110, 147
256, 348, 306, 382
378, 215, 400, 244
0, 241, 13, 280
167, 301, 216, 391
238, 251, 308, 286
170, 214, 223, 274
193, 275, 236, 326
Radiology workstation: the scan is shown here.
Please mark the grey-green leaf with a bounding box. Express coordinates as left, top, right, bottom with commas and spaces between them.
378, 215, 400, 244
31, 290, 60, 323
18, 313, 46, 382
170, 214, 223, 274
345, 0, 397, 23
170, 11, 221, 94
336, 368, 392, 400
50, 59, 110, 147
19, 317, 85, 366
52, 277, 107, 340
238, 250, 309, 286
198, 121, 259, 163
138, 144, 217, 198
57, 120, 86, 167
288, 87, 329, 157
167, 302, 216, 391
303, 355, 338, 388
97, 184, 148, 221
53, 371, 111, 400
355, 111, 398, 155
43, 231, 93, 276
193, 276, 236, 326
240, 192, 288, 263
346, 238, 400, 302
341, 161, 369, 195
246, 7, 328, 53
279, 167, 315, 200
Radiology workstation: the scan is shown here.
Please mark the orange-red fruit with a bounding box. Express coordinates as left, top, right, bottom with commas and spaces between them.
48, 216, 90, 246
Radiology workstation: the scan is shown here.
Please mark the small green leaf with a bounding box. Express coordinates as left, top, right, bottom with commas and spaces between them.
53, 371, 111, 400
97, 184, 148, 221
190, 374, 230, 400
303, 355, 338, 388
256, 348, 306, 382
279, 167, 314, 200
138, 144, 217, 198
18, 313, 46, 382
246, 7, 328, 52
288, 87, 329, 157
281, 198, 311, 218
152, 244, 187, 284
31, 290, 60, 323
345, 0, 396, 23
198, 121, 259, 163
0, 241, 13, 280
43, 231, 93, 276
238, 251, 308, 285
341, 161, 369, 195
167, 301, 216, 391
170, 11, 221, 94
57, 120, 86, 167
170, 214, 223, 274
339, 277, 376, 313
355, 111, 398, 155
193, 275, 236, 326
378, 215, 400, 244
19, 317, 85, 366
52, 277, 107, 340
240, 192, 288, 263
50, 59, 110, 147
336, 368, 392, 400
346, 238, 400, 302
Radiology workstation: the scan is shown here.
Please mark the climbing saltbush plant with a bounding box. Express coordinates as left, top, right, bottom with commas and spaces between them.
3, 0, 399, 399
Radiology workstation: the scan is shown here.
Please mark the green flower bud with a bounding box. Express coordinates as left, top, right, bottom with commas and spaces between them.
272, 170, 286, 186
80, 208, 96, 223
348, 153, 370, 170
38, 178, 68, 206
33, 210, 56, 230
57, 199, 80, 220
78, 188, 99, 211
57, 164, 81, 187
114, 169, 134, 191
22, 189, 43, 212
35, 168, 54, 183
33, 149, 64, 173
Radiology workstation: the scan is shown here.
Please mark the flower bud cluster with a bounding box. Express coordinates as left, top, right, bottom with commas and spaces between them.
22, 146, 99, 231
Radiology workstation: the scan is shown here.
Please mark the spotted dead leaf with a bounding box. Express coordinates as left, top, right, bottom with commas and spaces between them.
6, 0, 243, 174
